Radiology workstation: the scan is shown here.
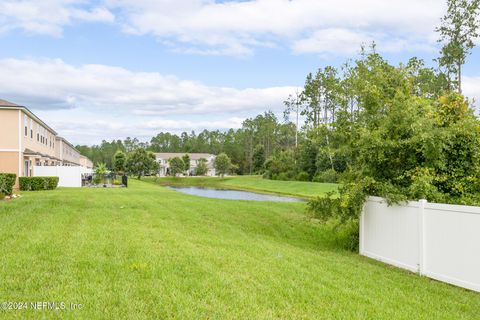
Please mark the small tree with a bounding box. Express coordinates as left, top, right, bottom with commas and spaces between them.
214, 153, 231, 178
126, 149, 158, 179
112, 150, 127, 175
182, 154, 191, 174
95, 162, 108, 185
252, 144, 266, 173
169, 157, 185, 177
436, 0, 480, 92
196, 158, 208, 176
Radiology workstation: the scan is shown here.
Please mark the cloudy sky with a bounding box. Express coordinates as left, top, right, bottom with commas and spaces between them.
1, 0, 479, 145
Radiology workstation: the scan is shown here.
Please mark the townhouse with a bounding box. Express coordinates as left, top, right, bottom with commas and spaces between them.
0, 99, 90, 181
155, 153, 216, 176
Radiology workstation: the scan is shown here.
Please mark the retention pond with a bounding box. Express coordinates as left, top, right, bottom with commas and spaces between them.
167, 186, 304, 202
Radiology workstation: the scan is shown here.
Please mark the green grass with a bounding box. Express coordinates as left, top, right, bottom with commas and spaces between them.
0, 180, 478, 319
146, 175, 338, 199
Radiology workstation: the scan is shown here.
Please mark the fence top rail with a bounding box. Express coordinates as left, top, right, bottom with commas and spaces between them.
366, 196, 421, 208
424, 202, 480, 215
367, 196, 480, 215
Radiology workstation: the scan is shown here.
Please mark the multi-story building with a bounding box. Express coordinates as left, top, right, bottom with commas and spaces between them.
0, 99, 91, 182
155, 153, 216, 176
79, 155, 94, 169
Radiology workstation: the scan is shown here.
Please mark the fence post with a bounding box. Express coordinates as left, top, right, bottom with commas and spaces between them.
418, 199, 427, 275
359, 198, 368, 255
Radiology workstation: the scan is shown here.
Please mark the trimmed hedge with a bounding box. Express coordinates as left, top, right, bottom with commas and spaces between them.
0, 173, 16, 196
19, 177, 59, 191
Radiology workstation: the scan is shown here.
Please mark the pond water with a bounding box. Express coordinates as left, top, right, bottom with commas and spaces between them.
167, 186, 304, 202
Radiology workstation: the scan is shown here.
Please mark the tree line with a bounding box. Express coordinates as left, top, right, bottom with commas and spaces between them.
76, 111, 296, 175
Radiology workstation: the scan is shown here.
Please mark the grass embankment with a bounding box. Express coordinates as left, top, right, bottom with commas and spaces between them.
145, 175, 338, 199
0, 180, 478, 319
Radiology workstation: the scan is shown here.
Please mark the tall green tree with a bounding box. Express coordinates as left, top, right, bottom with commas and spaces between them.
112, 150, 127, 175
436, 0, 480, 92
182, 154, 191, 173
126, 149, 158, 179
195, 158, 208, 176
252, 144, 266, 173
168, 157, 185, 177
214, 153, 232, 178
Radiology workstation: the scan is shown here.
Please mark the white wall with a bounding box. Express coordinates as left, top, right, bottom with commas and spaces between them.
34, 166, 92, 187
360, 196, 480, 293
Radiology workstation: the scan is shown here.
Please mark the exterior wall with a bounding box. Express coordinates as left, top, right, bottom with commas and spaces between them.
21, 110, 56, 159
79, 156, 93, 169
0, 109, 20, 150
0, 151, 20, 176
55, 138, 81, 166
1, 106, 92, 185
360, 196, 480, 293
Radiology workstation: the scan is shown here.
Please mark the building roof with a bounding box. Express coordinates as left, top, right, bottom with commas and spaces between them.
55, 136, 80, 154
154, 153, 215, 160
0, 99, 58, 135
0, 99, 22, 107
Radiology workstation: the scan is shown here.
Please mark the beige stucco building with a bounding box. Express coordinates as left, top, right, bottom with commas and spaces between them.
0, 99, 91, 184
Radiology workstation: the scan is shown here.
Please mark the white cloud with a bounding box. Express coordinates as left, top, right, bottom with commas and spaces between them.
0, 0, 114, 36
0, 0, 445, 56
106, 0, 445, 56
464, 76, 480, 107
0, 58, 295, 144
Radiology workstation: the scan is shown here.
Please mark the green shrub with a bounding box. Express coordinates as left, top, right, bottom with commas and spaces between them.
93, 175, 102, 185
313, 169, 338, 183
296, 171, 310, 181
19, 177, 59, 191
0, 173, 16, 196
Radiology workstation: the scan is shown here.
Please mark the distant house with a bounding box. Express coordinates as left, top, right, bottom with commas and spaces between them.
155, 153, 216, 176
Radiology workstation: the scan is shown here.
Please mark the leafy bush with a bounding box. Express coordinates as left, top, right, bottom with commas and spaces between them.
0, 173, 16, 196
296, 171, 310, 181
313, 169, 338, 183
19, 177, 59, 191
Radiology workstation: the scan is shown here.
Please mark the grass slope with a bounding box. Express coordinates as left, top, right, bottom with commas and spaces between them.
0, 180, 478, 319
146, 175, 338, 199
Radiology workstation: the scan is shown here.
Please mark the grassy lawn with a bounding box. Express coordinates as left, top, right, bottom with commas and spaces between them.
145, 175, 338, 199
0, 180, 478, 319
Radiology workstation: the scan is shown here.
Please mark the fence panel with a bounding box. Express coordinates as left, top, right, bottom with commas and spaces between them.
34, 166, 92, 187
361, 197, 420, 272
361, 197, 480, 293
423, 203, 480, 292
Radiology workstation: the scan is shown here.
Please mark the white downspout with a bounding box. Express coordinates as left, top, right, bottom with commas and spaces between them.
18, 110, 22, 178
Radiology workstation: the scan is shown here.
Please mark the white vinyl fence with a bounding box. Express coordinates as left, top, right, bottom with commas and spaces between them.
360, 196, 480, 293
34, 166, 93, 187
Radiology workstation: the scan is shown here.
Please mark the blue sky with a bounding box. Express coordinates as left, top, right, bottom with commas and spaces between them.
0, 0, 479, 145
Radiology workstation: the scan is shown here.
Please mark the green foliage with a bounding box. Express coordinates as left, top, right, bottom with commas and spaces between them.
296, 171, 310, 181
252, 144, 266, 173
19, 177, 59, 191
214, 153, 232, 177
95, 162, 108, 185
264, 149, 297, 180
195, 158, 208, 176
0, 173, 16, 196
126, 149, 158, 179
168, 157, 185, 177
112, 150, 127, 174
182, 154, 190, 172
313, 169, 338, 183
436, 0, 480, 92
